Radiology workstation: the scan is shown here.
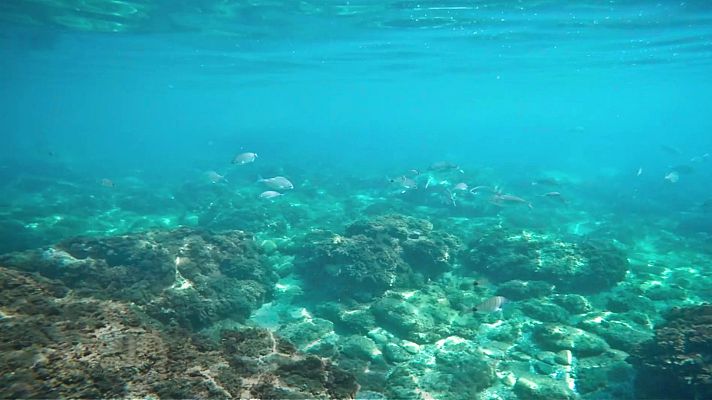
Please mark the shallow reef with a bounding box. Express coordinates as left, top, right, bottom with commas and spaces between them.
1, 193, 711, 399
0, 266, 358, 399
0, 227, 278, 330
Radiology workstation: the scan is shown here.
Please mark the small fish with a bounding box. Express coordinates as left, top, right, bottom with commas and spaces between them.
636, 167, 643, 177
232, 152, 258, 165
491, 194, 533, 209
699, 198, 712, 211
474, 296, 507, 313
428, 161, 464, 173
453, 182, 469, 191
472, 277, 492, 288
100, 178, 115, 188
390, 175, 417, 191
259, 190, 283, 199
470, 185, 498, 194
539, 191, 567, 204
531, 177, 561, 187
259, 176, 294, 190
664, 171, 680, 183
206, 170, 227, 184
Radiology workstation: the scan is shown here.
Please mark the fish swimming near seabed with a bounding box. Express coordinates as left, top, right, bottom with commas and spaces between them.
474, 296, 507, 313
206, 170, 227, 184
531, 177, 561, 187
491, 193, 533, 209
453, 182, 469, 191
259, 176, 294, 190
428, 161, 464, 173
538, 191, 567, 204
390, 175, 417, 192
259, 190, 283, 199
232, 152, 258, 165
470, 185, 500, 194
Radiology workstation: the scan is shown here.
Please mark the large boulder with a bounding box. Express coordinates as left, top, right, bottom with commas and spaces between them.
295, 215, 462, 301
0, 228, 278, 329
463, 227, 628, 293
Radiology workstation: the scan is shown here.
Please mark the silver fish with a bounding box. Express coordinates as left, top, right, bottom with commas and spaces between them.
491, 194, 533, 209
475, 296, 507, 313
259, 176, 294, 190
531, 177, 561, 187
664, 171, 679, 183
538, 191, 567, 204
259, 190, 283, 199
390, 175, 417, 191
453, 182, 469, 191
428, 161, 463, 173
232, 152, 258, 165
206, 170, 227, 184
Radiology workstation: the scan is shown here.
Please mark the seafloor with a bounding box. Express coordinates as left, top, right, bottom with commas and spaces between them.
1, 161, 711, 399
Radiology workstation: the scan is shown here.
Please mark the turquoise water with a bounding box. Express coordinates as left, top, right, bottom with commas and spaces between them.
1, 1, 712, 399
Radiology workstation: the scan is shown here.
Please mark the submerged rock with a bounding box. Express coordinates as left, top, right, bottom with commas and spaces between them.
385, 337, 495, 400
629, 304, 712, 400
295, 214, 462, 301
513, 375, 576, 400
464, 227, 629, 293
533, 323, 610, 357
0, 228, 278, 330
0, 266, 357, 399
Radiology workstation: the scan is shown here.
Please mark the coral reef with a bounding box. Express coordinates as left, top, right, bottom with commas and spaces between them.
629, 304, 712, 400
0, 266, 357, 399
464, 227, 629, 293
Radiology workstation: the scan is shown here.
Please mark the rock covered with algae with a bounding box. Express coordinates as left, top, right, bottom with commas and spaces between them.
295, 214, 462, 301
629, 304, 712, 400
0, 227, 278, 329
464, 227, 629, 293
0, 266, 358, 399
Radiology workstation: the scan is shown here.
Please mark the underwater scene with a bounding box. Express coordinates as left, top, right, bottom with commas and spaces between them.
2, 1, 712, 399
